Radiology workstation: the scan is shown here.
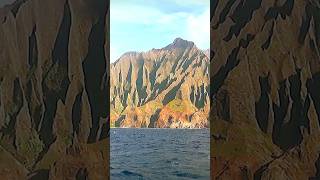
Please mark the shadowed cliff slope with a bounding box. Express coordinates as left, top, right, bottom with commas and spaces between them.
0, 0, 109, 179
110, 38, 210, 128
211, 0, 320, 179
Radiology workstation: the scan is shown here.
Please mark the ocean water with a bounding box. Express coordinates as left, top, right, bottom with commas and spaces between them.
110, 128, 210, 180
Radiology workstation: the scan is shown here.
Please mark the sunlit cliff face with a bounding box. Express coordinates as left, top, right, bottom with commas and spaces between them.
210, 0, 320, 179
0, 0, 109, 179
110, 38, 209, 128
0, 0, 15, 7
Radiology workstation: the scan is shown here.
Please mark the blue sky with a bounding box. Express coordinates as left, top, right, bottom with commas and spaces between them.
111, 0, 210, 62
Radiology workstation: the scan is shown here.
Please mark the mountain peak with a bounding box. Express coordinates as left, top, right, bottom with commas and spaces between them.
163, 38, 194, 50
173, 37, 190, 44
122, 51, 139, 56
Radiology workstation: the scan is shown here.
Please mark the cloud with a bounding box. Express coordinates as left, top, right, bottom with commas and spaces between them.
110, 46, 121, 62
111, 4, 158, 25
172, 0, 209, 6
111, 4, 189, 26
110, 0, 210, 62
185, 7, 210, 50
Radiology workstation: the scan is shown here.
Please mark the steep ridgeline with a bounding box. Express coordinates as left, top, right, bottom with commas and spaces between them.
110, 38, 209, 128
211, 0, 320, 179
0, 0, 109, 179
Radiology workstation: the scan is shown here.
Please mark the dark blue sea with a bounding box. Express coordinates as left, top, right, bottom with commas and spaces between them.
110, 128, 210, 180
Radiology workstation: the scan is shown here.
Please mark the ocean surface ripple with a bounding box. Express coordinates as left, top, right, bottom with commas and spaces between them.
111, 128, 210, 180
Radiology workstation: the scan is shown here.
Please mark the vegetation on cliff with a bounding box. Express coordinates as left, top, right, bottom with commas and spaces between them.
110, 38, 210, 128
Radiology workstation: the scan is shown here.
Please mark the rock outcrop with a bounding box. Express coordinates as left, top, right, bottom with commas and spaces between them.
110, 38, 209, 128
211, 0, 320, 179
0, 0, 109, 179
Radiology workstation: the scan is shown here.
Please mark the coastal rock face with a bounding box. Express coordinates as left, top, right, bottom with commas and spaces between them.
211, 0, 320, 179
0, 0, 109, 179
110, 38, 209, 128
